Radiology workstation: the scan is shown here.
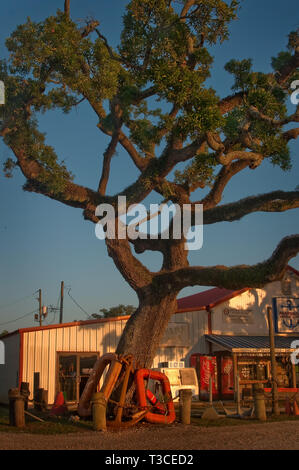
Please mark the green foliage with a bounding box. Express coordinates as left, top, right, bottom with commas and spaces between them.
92, 304, 136, 319
223, 53, 295, 170
6, 11, 121, 106
119, 0, 235, 140
271, 51, 293, 72
175, 152, 217, 187
287, 29, 299, 51
184, 0, 240, 44
0, 1, 297, 199
3, 158, 16, 178
261, 136, 291, 170
223, 106, 246, 140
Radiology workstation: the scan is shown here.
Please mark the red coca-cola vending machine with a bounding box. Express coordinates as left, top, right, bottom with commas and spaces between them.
190, 354, 218, 400
221, 356, 234, 399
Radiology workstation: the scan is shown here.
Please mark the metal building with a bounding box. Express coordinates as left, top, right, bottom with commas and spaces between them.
0, 265, 298, 404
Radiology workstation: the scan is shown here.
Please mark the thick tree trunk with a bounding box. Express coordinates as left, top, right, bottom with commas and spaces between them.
116, 290, 178, 368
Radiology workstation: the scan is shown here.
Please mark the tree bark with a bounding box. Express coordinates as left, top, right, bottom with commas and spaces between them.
64, 0, 70, 18
116, 290, 178, 368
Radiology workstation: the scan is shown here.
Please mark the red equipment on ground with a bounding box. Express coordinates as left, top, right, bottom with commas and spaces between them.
50, 391, 68, 416
293, 399, 299, 416
135, 369, 176, 424
146, 389, 166, 415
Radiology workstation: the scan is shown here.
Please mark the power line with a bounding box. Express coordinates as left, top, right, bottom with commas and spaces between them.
66, 287, 90, 318
45, 310, 57, 326
44, 285, 61, 326
0, 309, 37, 327
0, 292, 38, 311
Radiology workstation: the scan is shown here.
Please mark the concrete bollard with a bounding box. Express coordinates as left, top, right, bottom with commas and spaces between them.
253, 383, 267, 421
20, 382, 30, 411
179, 389, 193, 425
8, 388, 19, 425
14, 395, 25, 428
92, 391, 107, 431
8, 388, 25, 427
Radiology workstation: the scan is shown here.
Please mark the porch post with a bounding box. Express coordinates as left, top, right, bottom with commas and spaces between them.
292, 362, 297, 388
232, 353, 238, 400
267, 306, 280, 416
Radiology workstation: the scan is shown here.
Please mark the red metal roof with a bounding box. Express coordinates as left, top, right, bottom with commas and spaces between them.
176, 287, 248, 312
176, 265, 299, 312
1, 265, 298, 337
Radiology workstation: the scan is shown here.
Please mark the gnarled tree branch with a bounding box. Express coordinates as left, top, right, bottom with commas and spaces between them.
203, 190, 299, 224
163, 234, 299, 290
64, 0, 70, 18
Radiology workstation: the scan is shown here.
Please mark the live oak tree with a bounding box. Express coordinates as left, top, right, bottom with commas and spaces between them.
1, 0, 299, 369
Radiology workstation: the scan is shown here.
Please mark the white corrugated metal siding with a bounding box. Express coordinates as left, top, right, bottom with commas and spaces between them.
21, 312, 207, 404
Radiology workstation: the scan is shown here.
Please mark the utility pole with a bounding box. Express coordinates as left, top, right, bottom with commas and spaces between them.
267, 306, 280, 416
34, 289, 48, 326
38, 289, 42, 326
59, 281, 64, 324
34, 289, 43, 326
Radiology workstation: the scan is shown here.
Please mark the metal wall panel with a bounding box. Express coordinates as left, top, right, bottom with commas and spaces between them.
20, 310, 207, 403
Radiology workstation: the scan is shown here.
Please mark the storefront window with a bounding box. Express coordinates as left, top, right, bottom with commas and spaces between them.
238, 361, 268, 381
58, 353, 98, 402
276, 357, 290, 387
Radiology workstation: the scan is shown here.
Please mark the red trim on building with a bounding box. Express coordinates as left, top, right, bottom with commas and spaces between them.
287, 265, 299, 278
175, 305, 207, 314
0, 330, 19, 339
209, 288, 249, 308
176, 287, 249, 313
18, 331, 24, 389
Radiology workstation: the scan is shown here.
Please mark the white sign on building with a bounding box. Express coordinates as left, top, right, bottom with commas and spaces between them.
222, 308, 254, 324
160, 322, 190, 347
273, 297, 299, 333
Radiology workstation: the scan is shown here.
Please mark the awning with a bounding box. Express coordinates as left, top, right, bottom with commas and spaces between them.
205, 334, 299, 354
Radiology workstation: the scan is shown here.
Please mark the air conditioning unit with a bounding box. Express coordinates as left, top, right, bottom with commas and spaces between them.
158, 361, 185, 369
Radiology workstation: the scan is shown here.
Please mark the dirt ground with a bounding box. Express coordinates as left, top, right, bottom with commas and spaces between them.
0, 420, 299, 450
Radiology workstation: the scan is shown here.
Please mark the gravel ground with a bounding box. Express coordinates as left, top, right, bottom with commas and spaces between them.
1, 421, 299, 450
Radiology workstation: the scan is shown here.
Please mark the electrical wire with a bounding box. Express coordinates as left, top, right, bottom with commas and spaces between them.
46, 310, 57, 326
0, 309, 37, 327
45, 286, 61, 326
66, 287, 90, 318
0, 291, 38, 311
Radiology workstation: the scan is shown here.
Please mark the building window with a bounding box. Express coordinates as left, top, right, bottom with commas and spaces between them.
238, 360, 268, 381
57, 353, 98, 403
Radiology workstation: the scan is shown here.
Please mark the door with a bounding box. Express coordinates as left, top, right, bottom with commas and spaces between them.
58, 355, 77, 402
57, 353, 98, 403
79, 355, 98, 399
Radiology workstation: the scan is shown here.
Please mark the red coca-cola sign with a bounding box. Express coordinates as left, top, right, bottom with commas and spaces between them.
199, 356, 217, 398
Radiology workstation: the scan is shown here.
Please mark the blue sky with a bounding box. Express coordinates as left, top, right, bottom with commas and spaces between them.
0, 0, 298, 330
